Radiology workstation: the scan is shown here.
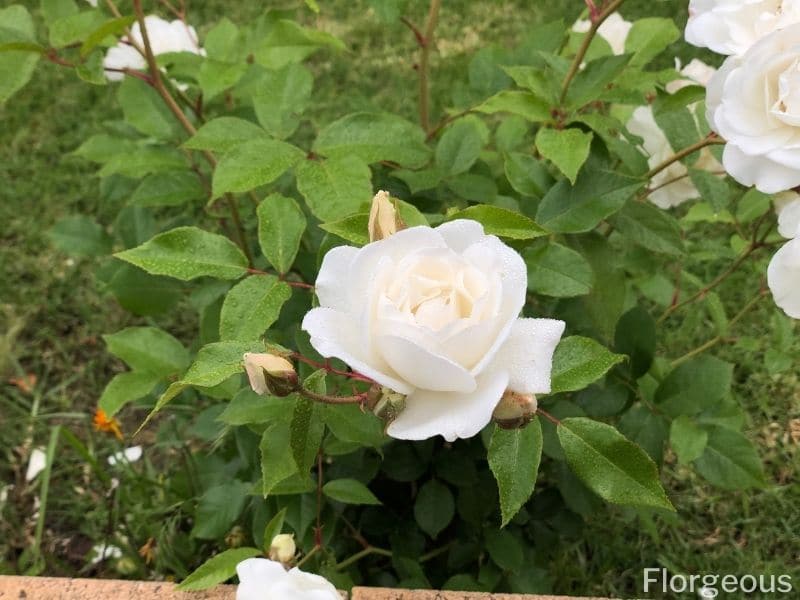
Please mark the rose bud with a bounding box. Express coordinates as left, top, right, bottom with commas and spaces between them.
492, 390, 538, 429
368, 190, 405, 242
268, 533, 296, 564
366, 384, 407, 424
243, 352, 298, 397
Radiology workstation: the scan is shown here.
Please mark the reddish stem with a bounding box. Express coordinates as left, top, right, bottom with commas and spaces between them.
291, 353, 374, 384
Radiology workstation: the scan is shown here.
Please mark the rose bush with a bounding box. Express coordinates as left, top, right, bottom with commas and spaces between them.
2, 0, 785, 593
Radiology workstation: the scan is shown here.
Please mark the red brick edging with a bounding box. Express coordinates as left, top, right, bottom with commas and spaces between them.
0, 576, 610, 599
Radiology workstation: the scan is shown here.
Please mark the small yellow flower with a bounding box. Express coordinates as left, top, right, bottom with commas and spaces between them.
93, 408, 123, 440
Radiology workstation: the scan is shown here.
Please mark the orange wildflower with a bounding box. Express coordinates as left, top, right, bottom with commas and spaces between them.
93, 408, 123, 440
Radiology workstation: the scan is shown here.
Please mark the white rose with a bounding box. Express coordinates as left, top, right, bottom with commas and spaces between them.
768, 238, 800, 317
685, 0, 800, 56
104, 16, 204, 81
777, 195, 800, 238
666, 58, 718, 93
236, 558, 341, 600
301, 219, 565, 442
707, 24, 800, 193
572, 12, 632, 56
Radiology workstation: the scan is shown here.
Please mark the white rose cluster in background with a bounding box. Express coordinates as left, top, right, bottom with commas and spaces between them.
572, 12, 632, 55
103, 15, 204, 82
685, 2, 800, 318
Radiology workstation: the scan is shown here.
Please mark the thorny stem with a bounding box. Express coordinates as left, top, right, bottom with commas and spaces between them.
297, 387, 369, 405
670, 290, 768, 367
536, 408, 561, 426
560, 0, 626, 105
334, 546, 393, 571
405, 0, 442, 133
295, 545, 320, 569
131, 0, 253, 265
645, 134, 725, 180
291, 353, 374, 383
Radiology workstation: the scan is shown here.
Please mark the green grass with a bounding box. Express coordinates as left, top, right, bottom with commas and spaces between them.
1, 0, 798, 595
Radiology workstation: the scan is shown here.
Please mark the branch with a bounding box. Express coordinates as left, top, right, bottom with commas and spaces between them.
644, 134, 725, 180
560, 0, 626, 105
405, 0, 442, 132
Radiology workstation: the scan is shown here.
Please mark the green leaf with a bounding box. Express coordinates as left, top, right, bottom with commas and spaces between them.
485, 528, 524, 572
80, 15, 136, 57
191, 480, 250, 539
261, 422, 299, 497
625, 18, 680, 67
693, 425, 766, 490
97, 147, 187, 179
474, 91, 550, 123
219, 275, 291, 341
323, 404, 386, 448
130, 172, 206, 207
488, 420, 543, 527
176, 547, 262, 591
256, 194, 307, 274
203, 18, 243, 62
40, 0, 78, 26
618, 405, 669, 464
217, 389, 295, 426
614, 306, 656, 378
435, 116, 487, 175
253, 63, 313, 139
117, 77, 180, 140
655, 355, 733, 417
261, 507, 288, 551
689, 168, 730, 213
104, 326, 190, 376
447, 205, 546, 240
295, 155, 373, 222
613, 201, 684, 256
504, 152, 553, 198
652, 94, 700, 159
313, 112, 431, 168
183, 117, 268, 154
736, 188, 771, 224
536, 163, 642, 233
524, 242, 594, 297
558, 417, 673, 511
323, 479, 381, 505
98, 371, 160, 416
414, 480, 455, 538
391, 167, 444, 194
48, 215, 111, 257
290, 371, 326, 478
182, 340, 259, 388
48, 10, 105, 48
319, 214, 369, 246
253, 19, 343, 69
198, 59, 247, 101
566, 54, 631, 107
212, 138, 304, 197
106, 264, 182, 316
669, 416, 708, 465
550, 336, 625, 393
535, 127, 593, 184
115, 226, 248, 281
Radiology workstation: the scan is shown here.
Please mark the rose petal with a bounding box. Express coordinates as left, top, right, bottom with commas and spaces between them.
723, 144, 800, 193
768, 238, 800, 318
386, 369, 509, 442
302, 308, 413, 394
435, 219, 486, 252
489, 318, 565, 395
236, 558, 288, 600
376, 334, 476, 392
314, 245, 359, 311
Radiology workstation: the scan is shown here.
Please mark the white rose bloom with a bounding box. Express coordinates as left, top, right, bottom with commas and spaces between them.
707, 24, 800, 193
236, 558, 341, 600
572, 12, 633, 56
104, 15, 204, 81
768, 238, 800, 317
25, 448, 47, 481
84, 0, 98, 6
685, 0, 800, 56
88, 544, 123, 565
301, 219, 565, 442
666, 58, 718, 93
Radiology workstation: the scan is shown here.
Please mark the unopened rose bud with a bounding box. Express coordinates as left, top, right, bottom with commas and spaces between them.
492, 390, 537, 429
243, 352, 298, 397
268, 533, 296, 564
367, 384, 406, 424
368, 190, 405, 242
